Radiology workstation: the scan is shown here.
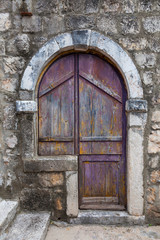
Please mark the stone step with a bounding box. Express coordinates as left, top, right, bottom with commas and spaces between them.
2, 212, 51, 240
69, 210, 145, 225
0, 200, 19, 235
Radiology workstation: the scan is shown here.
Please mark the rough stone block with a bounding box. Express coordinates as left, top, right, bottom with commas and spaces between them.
149, 156, 159, 169
13, 15, 21, 30
15, 34, 30, 54
0, 40, 5, 55
0, 60, 5, 79
34, 0, 59, 14
143, 71, 153, 85
138, 0, 153, 12
149, 36, 160, 53
152, 110, 160, 122
63, 0, 85, 13
100, 0, 121, 13
12, 0, 32, 13
71, 30, 91, 50
121, 16, 141, 34
3, 57, 25, 75
22, 16, 42, 33
97, 15, 118, 34
0, 0, 12, 11
148, 130, 160, 153
150, 171, 160, 183
3, 104, 17, 130
0, 174, 3, 187
122, 0, 137, 13
147, 187, 156, 204
152, 122, 160, 130
6, 38, 17, 55
134, 53, 156, 68
1, 78, 18, 92
16, 100, 37, 112
143, 16, 160, 33
21, 115, 34, 157
65, 15, 95, 30
20, 188, 53, 210
54, 197, 63, 211
126, 99, 148, 112
66, 171, 78, 217
0, 13, 11, 31
146, 205, 160, 224
6, 135, 18, 149
85, 0, 100, 13
37, 173, 64, 187
42, 15, 64, 35
152, 119, 160, 127
23, 156, 78, 172
119, 38, 148, 51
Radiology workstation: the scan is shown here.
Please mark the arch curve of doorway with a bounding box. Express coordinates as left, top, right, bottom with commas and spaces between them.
17, 30, 147, 218
20, 30, 143, 99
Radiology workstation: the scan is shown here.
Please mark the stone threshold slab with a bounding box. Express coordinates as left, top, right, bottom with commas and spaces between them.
68, 210, 145, 225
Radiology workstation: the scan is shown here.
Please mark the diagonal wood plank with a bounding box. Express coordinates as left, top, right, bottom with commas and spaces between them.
79, 71, 122, 103
39, 71, 74, 97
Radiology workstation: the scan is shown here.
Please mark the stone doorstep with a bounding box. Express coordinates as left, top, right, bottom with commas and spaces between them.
68, 211, 145, 225
2, 212, 51, 240
0, 200, 19, 235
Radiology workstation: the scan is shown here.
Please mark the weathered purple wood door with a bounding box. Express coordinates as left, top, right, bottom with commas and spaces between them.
38, 53, 127, 210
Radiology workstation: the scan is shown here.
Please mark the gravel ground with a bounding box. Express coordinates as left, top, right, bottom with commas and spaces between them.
45, 223, 160, 240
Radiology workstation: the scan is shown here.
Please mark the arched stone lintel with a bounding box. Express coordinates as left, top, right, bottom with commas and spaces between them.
20, 29, 143, 99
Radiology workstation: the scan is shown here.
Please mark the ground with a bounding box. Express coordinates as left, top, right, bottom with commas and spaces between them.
45, 224, 160, 240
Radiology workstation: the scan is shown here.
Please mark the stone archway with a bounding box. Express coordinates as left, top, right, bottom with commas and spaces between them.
16, 30, 147, 217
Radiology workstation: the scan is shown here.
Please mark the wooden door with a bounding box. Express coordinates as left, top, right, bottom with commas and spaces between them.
38, 54, 75, 155
78, 54, 126, 210
38, 53, 127, 210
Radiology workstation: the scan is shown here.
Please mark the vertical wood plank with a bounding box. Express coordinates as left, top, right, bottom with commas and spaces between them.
91, 162, 106, 197
84, 162, 92, 197
74, 54, 79, 154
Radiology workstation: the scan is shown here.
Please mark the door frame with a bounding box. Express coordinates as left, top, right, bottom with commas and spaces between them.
17, 30, 148, 217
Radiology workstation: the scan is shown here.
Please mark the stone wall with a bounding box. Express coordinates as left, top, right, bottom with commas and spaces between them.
0, 0, 160, 223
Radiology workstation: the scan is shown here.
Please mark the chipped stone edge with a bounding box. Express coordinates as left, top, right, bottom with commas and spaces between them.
39, 212, 51, 240
16, 100, 37, 112
0, 200, 19, 235
20, 29, 144, 99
